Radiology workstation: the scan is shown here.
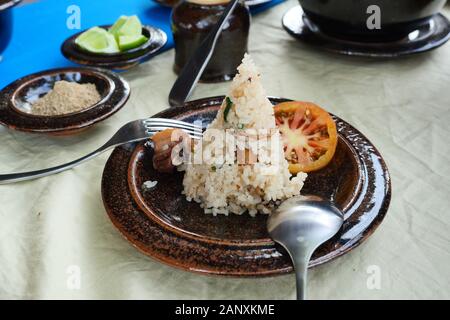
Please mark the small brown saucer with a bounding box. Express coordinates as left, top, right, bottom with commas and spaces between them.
61, 25, 167, 70
0, 67, 130, 135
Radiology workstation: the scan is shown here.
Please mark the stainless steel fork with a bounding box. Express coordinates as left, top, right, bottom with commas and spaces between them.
0, 118, 203, 185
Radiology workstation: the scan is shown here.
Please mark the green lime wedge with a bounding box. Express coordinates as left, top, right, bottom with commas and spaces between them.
109, 15, 142, 41
75, 27, 119, 54
109, 15, 128, 40
118, 34, 148, 51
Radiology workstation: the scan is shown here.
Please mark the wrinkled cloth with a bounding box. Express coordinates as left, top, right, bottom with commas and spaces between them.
1, 0, 449, 299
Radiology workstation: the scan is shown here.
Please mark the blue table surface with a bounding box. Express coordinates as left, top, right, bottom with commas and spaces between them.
0, 0, 284, 89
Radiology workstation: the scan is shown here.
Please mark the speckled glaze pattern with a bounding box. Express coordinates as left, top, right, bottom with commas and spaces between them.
0, 67, 130, 135
282, 6, 450, 58
61, 25, 167, 70
101, 96, 391, 277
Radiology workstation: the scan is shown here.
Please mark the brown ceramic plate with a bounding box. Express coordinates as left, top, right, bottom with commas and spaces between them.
61, 25, 167, 70
0, 67, 130, 135
102, 96, 391, 277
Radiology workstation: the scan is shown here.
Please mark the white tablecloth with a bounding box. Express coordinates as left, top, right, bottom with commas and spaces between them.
1, 0, 450, 299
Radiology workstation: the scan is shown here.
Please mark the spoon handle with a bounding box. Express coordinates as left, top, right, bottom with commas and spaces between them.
290, 247, 313, 300
294, 259, 308, 300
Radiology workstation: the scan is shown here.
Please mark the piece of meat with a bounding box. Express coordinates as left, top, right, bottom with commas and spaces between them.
151, 128, 189, 173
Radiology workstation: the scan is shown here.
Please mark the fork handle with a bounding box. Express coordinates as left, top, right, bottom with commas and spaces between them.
0, 144, 111, 185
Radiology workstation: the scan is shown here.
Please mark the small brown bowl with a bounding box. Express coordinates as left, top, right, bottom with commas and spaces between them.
61, 25, 167, 70
0, 67, 130, 135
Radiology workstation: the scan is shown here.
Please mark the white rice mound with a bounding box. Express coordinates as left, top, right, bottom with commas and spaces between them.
182, 54, 307, 216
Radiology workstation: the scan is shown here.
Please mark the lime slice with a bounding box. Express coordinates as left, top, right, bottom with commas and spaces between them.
118, 34, 148, 51
75, 27, 119, 54
109, 15, 142, 40
109, 15, 128, 40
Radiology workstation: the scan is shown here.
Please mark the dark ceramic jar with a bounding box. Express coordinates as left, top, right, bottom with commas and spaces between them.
0, 0, 21, 54
171, 0, 250, 82
154, 0, 181, 7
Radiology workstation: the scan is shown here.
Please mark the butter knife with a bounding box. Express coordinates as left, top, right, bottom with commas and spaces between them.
168, 0, 239, 108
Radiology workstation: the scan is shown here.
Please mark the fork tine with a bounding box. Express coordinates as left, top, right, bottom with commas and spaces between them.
145, 125, 203, 135
144, 118, 203, 130
146, 129, 202, 140
142, 118, 204, 141
144, 122, 203, 135
144, 123, 203, 137
147, 127, 203, 137
145, 123, 201, 132
144, 117, 201, 127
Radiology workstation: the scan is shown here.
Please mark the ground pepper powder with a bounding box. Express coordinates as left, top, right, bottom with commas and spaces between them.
31, 80, 101, 116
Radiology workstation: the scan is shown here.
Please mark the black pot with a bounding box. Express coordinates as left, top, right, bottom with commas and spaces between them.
298, 0, 447, 41
0, 0, 21, 54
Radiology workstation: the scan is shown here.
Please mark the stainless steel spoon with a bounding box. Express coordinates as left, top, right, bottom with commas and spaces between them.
267, 195, 344, 300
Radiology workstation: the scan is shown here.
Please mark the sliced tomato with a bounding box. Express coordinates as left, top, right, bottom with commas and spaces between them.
274, 101, 338, 174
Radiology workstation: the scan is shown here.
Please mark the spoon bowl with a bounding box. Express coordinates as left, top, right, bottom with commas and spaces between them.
268, 195, 344, 299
